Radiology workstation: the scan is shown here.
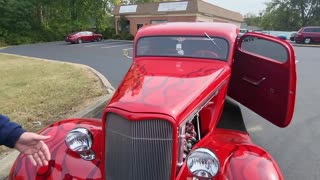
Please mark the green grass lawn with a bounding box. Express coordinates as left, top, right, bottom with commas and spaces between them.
0, 53, 107, 132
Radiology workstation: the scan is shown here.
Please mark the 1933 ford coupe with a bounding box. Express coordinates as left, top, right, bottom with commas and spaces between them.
9, 22, 296, 180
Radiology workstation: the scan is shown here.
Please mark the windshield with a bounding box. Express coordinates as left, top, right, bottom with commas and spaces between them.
136, 36, 229, 61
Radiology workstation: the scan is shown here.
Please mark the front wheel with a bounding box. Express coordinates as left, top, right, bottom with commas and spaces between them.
97, 37, 102, 41
77, 38, 83, 44
304, 38, 311, 44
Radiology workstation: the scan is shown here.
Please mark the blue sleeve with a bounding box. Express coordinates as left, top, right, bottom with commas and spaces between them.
0, 114, 26, 148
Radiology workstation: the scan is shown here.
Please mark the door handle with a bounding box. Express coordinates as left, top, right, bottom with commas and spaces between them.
242, 76, 266, 86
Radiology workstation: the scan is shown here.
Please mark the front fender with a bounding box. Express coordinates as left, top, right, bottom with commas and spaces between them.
222, 144, 283, 180
9, 118, 104, 180
177, 129, 283, 180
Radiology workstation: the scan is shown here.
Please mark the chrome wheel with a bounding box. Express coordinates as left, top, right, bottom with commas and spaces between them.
77, 38, 82, 44
304, 38, 311, 44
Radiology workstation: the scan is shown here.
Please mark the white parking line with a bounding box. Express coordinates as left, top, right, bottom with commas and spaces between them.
122, 48, 133, 58
84, 42, 127, 47
101, 44, 132, 49
247, 125, 263, 132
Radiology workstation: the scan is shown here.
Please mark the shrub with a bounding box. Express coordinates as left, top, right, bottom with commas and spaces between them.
118, 32, 134, 40
102, 28, 116, 39
111, 34, 121, 40
125, 33, 134, 40
5, 33, 34, 45
0, 37, 7, 47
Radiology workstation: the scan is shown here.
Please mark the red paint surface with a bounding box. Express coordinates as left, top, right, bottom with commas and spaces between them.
228, 32, 297, 127
177, 129, 283, 180
108, 57, 230, 124
9, 22, 296, 180
9, 119, 104, 180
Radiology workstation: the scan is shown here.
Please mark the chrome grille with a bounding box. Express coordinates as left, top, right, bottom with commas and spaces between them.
106, 113, 173, 180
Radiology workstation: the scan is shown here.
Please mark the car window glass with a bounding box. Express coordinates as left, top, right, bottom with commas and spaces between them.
304, 28, 313, 32
136, 36, 229, 61
88, 32, 93, 35
240, 36, 288, 63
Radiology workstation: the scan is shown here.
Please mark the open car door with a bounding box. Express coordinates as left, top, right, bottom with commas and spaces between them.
228, 33, 297, 127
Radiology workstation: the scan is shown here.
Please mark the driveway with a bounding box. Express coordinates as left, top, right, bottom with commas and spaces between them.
1, 42, 320, 180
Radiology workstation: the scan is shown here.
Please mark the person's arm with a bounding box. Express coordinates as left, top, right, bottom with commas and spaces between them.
0, 114, 25, 148
0, 114, 51, 166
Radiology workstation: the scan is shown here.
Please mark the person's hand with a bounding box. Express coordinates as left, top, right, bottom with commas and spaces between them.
14, 132, 51, 166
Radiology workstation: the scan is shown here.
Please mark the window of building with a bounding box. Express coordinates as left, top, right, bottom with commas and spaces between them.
151, 20, 168, 24
137, 24, 143, 30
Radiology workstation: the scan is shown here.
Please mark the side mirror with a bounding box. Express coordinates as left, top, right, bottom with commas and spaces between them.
123, 49, 133, 58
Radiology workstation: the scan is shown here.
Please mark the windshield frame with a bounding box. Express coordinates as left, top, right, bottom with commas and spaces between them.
135, 35, 230, 61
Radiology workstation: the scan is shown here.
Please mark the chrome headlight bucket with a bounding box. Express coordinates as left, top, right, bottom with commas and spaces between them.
65, 127, 95, 160
187, 148, 220, 178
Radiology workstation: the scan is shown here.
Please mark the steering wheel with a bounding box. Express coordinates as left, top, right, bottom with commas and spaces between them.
192, 50, 219, 58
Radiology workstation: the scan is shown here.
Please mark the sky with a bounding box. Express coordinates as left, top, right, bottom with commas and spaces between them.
206, 0, 270, 15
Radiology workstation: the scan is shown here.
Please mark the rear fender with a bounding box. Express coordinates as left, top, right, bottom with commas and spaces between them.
9, 118, 104, 180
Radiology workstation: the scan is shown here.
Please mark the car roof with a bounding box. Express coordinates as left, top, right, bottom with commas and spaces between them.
135, 22, 239, 42
303, 26, 320, 28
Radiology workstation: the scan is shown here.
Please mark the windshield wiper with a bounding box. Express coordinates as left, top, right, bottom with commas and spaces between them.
204, 32, 221, 50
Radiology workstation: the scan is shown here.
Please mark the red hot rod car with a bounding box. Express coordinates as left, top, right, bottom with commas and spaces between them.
9, 22, 296, 180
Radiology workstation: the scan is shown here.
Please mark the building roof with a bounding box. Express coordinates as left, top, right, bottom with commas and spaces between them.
113, 0, 243, 22
135, 22, 239, 42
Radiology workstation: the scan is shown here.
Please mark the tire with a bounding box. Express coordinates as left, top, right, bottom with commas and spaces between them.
77, 38, 83, 44
304, 38, 311, 44
97, 37, 102, 41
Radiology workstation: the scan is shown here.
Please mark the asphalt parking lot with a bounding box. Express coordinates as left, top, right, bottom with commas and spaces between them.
1, 41, 320, 180
0, 40, 134, 88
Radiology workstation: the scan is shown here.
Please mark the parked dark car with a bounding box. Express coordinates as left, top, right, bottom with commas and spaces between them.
277, 34, 287, 40
238, 29, 249, 39
65, 31, 103, 44
294, 26, 320, 44
290, 33, 296, 41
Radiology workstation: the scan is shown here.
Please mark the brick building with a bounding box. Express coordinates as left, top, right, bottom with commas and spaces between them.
113, 0, 243, 35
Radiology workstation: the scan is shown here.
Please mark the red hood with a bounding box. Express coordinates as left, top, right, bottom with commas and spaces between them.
108, 57, 230, 122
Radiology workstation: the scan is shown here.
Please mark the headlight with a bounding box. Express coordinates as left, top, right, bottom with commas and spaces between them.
65, 127, 95, 160
187, 148, 220, 178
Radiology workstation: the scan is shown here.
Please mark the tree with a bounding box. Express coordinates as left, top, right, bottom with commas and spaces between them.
290, 0, 320, 26
243, 0, 320, 31
0, 0, 112, 45
260, 0, 320, 30
244, 13, 262, 27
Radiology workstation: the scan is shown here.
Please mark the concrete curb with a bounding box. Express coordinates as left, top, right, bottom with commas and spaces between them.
0, 53, 115, 180
0, 151, 19, 180
291, 43, 320, 48
289, 41, 320, 48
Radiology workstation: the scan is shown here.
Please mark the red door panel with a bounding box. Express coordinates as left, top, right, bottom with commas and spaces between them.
228, 33, 297, 127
